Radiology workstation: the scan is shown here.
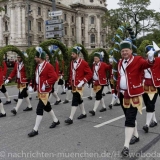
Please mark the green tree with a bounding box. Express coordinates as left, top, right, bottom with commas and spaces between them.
136, 29, 160, 47
103, 0, 160, 40
118, 0, 160, 37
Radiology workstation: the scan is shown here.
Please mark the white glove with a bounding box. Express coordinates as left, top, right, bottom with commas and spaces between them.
77, 80, 84, 88
28, 86, 33, 92
5, 79, 9, 84
41, 83, 45, 91
60, 75, 63, 79
148, 48, 154, 61
87, 84, 90, 88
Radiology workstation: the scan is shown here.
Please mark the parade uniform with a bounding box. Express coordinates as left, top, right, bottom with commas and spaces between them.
56, 60, 66, 94
117, 41, 155, 157
142, 45, 160, 132
108, 58, 120, 109
47, 59, 61, 105
65, 46, 92, 124
6, 58, 32, 115
0, 66, 6, 117
28, 47, 60, 137
0, 61, 11, 105
89, 53, 110, 115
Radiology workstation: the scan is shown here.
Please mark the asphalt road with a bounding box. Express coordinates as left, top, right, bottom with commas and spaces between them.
0, 84, 160, 160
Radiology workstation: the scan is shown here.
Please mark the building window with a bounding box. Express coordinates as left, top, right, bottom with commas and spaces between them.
90, 0, 94, 2
5, 37, 8, 45
47, 10, 50, 17
28, 5, 31, 12
64, 14, 67, 21
65, 27, 67, 35
101, 35, 104, 42
100, 1, 102, 4
4, 5, 7, 14
91, 34, 95, 43
29, 20, 32, 30
82, 29, 84, 36
82, 41, 84, 46
5, 21, 8, 31
91, 46, 95, 48
72, 28, 74, 36
38, 22, 41, 31
38, 7, 41, 15
71, 16, 74, 22
29, 36, 32, 46
81, 17, 84, 24
91, 16, 95, 24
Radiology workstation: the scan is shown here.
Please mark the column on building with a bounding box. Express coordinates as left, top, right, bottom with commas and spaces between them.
10, 4, 15, 45
68, 13, 72, 47
97, 15, 101, 48
32, 5, 38, 45
76, 13, 81, 44
84, 14, 89, 48
21, 5, 26, 45
0, 15, 3, 46
17, 4, 22, 44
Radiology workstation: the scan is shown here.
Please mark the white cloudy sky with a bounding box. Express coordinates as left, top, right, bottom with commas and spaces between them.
107, 0, 160, 11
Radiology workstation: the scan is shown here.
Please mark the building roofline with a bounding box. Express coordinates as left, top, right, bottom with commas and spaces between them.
70, 3, 107, 12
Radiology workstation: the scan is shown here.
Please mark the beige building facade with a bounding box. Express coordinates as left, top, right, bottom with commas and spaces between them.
0, 0, 107, 58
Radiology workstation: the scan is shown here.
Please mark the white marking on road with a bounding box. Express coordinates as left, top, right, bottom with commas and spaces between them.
0, 92, 37, 98
94, 107, 146, 128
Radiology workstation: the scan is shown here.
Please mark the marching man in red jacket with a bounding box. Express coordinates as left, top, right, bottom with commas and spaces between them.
65, 46, 92, 124
0, 66, 6, 118
5, 54, 32, 115
28, 47, 60, 137
0, 61, 11, 105
117, 41, 155, 157
142, 44, 160, 133
89, 52, 110, 116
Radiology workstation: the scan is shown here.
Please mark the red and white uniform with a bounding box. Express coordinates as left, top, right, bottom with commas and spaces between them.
144, 57, 160, 87
92, 62, 110, 85
117, 56, 154, 97
34, 61, 58, 93
0, 67, 3, 86
2, 61, 7, 81
8, 62, 28, 83
68, 58, 92, 86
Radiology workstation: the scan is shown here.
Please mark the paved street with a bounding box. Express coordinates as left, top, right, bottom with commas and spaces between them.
0, 85, 160, 160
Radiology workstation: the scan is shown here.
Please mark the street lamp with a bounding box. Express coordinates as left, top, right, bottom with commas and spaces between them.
27, 0, 32, 47
52, 0, 56, 11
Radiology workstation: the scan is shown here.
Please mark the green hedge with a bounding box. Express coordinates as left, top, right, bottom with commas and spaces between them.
40, 39, 69, 80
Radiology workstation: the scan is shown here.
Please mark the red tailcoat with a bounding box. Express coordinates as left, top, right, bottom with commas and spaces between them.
2, 61, 7, 81
8, 62, 28, 83
0, 67, 3, 86
92, 62, 110, 85
55, 60, 59, 77
148, 57, 160, 87
117, 56, 154, 97
35, 61, 58, 93
69, 58, 92, 86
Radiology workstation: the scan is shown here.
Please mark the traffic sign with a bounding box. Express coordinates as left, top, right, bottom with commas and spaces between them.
45, 19, 63, 25
46, 30, 64, 39
48, 10, 62, 17
45, 24, 63, 32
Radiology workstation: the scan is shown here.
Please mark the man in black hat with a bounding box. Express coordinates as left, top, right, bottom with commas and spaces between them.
28, 47, 60, 137
64, 46, 92, 124
5, 54, 32, 115
89, 52, 110, 116
117, 41, 155, 157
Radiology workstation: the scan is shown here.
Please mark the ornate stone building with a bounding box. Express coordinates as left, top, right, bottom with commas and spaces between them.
0, 0, 107, 58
